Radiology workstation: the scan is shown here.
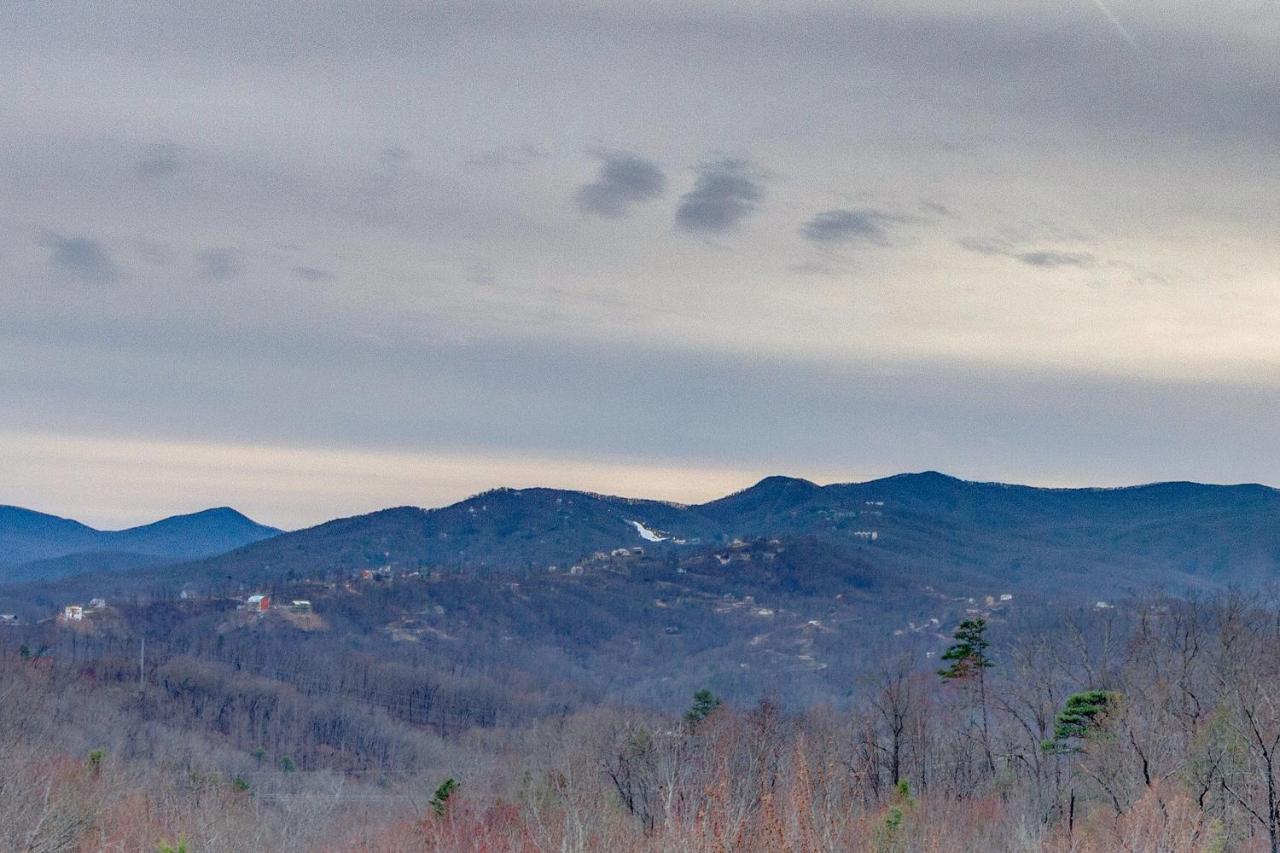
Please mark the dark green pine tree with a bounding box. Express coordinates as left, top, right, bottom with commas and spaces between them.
430, 778, 458, 816
1042, 690, 1117, 753
938, 618, 996, 775
684, 689, 722, 727
938, 618, 993, 680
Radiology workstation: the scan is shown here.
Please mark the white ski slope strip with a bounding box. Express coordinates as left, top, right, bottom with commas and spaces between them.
629, 520, 667, 542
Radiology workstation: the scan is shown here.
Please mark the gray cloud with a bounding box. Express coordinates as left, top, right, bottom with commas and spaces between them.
963, 239, 1096, 269
1016, 250, 1095, 269
292, 265, 334, 282
136, 142, 183, 179
801, 209, 905, 245
196, 247, 241, 280
39, 232, 118, 282
675, 159, 764, 234
920, 201, 954, 218
575, 152, 665, 218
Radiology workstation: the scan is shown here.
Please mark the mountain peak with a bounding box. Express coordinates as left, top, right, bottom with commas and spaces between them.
119, 506, 279, 536
752, 475, 819, 490
877, 470, 963, 484
195, 506, 248, 518
698, 474, 822, 522
155, 506, 257, 525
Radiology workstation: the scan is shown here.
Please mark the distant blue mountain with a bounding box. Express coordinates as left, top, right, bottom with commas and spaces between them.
0, 505, 281, 580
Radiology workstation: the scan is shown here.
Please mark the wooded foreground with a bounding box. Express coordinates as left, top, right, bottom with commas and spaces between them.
4, 593, 1280, 851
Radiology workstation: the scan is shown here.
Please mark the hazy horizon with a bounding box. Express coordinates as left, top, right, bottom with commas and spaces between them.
6, 448, 1279, 532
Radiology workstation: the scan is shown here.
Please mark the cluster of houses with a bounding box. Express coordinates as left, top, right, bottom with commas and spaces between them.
241, 594, 312, 614
539, 546, 651, 576
960, 593, 1016, 615
29, 591, 319, 629
352, 567, 429, 587
60, 598, 108, 623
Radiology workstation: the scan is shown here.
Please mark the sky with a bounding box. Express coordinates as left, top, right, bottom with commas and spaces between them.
2, 1, 1279, 530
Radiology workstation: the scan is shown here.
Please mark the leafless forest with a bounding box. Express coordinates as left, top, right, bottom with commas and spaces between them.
5, 593, 1280, 852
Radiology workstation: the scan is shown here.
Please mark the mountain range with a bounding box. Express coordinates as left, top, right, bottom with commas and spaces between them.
167, 471, 1280, 594
5, 471, 1280, 600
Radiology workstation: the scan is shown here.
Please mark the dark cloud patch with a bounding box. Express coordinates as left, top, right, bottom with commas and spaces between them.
801, 209, 904, 245
39, 232, 118, 282
196, 247, 241, 280
1015, 250, 1096, 269
575, 152, 666, 218
675, 159, 764, 234
136, 143, 183, 179
963, 238, 1096, 269
292, 265, 334, 282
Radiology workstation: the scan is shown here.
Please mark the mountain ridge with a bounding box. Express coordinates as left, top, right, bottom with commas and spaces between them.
129, 471, 1278, 597
6, 471, 1279, 595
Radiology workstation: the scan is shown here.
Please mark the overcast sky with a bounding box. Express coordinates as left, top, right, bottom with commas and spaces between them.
3, 1, 1278, 529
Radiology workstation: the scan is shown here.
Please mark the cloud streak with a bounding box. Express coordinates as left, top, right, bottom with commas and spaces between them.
801, 209, 905, 245
1016, 250, 1096, 269
468, 143, 546, 173
292, 265, 334, 282
962, 239, 1096, 270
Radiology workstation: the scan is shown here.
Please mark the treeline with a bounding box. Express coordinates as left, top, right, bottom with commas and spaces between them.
6, 593, 1280, 850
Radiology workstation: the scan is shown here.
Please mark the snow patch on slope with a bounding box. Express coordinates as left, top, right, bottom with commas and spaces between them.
629, 520, 668, 542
